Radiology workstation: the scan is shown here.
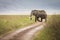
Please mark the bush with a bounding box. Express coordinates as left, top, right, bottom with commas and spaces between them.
0, 15, 35, 36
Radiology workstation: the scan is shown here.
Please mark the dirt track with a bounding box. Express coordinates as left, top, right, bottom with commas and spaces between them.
0, 22, 45, 40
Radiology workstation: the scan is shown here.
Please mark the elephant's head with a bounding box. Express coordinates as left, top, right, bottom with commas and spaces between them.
30, 10, 37, 20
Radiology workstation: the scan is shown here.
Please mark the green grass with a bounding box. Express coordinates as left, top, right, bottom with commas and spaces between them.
0, 15, 35, 36
34, 15, 60, 40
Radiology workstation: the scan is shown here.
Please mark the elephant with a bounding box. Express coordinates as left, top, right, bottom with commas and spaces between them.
30, 10, 47, 22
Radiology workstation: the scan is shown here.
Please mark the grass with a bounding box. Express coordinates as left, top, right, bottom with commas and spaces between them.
34, 15, 60, 40
0, 15, 35, 36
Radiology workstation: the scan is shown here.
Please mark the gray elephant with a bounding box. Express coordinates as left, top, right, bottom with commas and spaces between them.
30, 10, 47, 22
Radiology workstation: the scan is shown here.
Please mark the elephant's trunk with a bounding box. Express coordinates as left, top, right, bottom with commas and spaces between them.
30, 13, 32, 20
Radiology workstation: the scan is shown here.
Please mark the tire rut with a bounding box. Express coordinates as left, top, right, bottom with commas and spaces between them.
0, 22, 45, 40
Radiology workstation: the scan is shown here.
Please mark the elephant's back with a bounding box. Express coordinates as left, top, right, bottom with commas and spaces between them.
38, 10, 47, 18
31, 10, 47, 17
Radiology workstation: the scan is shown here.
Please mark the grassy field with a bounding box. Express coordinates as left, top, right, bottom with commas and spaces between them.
34, 15, 60, 40
0, 15, 35, 36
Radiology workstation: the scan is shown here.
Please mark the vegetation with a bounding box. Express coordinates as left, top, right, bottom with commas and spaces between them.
0, 15, 35, 36
34, 15, 60, 40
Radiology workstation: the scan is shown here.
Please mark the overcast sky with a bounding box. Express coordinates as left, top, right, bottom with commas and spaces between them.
0, 0, 60, 15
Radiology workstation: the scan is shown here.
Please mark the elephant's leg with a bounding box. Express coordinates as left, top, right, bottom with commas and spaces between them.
41, 18, 42, 22
35, 17, 37, 22
37, 17, 41, 22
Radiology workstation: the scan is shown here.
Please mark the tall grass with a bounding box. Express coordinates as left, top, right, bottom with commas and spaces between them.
0, 15, 35, 36
34, 15, 60, 40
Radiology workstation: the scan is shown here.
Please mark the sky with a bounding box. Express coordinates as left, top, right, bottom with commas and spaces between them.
0, 0, 60, 15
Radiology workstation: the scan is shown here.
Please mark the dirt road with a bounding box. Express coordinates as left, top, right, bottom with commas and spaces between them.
0, 22, 45, 40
